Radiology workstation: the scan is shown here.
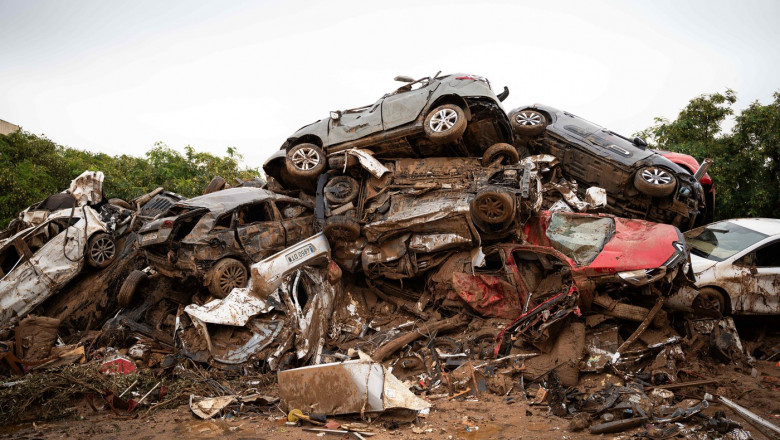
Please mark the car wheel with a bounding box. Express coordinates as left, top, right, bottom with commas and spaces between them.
118, 270, 148, 308
108, 198, 132, 210
204, 176, 227, 194
470, 188, 515, 226
286, 143, 326, 179
692, 287, 727, 316
207, 258, 248, 298
323, 215, 361, 242
481, 143, 520, 166
634, 166, 677, 197
86, 232, 117, 269
423, 104, 467, 144
511, 110, 548, 137
324, 176, 359, 205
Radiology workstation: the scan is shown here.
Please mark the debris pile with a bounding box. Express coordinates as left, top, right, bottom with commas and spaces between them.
1, 72, 778, 439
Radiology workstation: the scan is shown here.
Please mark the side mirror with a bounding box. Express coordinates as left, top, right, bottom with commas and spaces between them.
633, 137, 648, 147
394, 75, 414, 83
497, 86, 509, 102
330, 110, 342, 121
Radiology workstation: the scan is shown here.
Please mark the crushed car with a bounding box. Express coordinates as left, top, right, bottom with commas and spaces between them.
264, 72, 517, 188
508, 105, 708, 230
667, 218, 780, 315
136, 187, 316, 298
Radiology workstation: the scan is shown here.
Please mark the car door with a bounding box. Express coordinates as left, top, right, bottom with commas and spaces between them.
274, 201, 315, 247
235, 201, 286, 261
0, 219, 84, 325
735, 240, 780, 314
381, 80, 439, 130
328, 99, 385, 144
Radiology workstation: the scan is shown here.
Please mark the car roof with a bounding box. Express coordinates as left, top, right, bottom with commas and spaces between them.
719, 218, 780, 237
178, 187, 278, 212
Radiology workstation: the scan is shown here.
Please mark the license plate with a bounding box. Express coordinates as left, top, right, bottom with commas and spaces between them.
286, 244, 314, 264
142, 232, 159, 243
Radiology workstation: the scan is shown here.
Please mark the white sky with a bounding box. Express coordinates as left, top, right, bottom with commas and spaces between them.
1, 0, 778, 168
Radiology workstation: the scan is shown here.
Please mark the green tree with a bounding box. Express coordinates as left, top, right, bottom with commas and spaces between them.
639, 90, 780, 220
0, 132, 261, 227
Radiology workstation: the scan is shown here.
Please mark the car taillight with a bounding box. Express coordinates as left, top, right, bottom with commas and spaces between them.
161, 220, 174, 229
456, 75, 488, 84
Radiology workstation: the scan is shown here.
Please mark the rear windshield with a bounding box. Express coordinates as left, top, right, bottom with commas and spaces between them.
686, 221, 768, 262
546, 213, 615, 265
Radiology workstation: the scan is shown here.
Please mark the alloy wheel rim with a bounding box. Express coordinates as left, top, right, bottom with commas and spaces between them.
478, 195, 506, 220
429, 108, 458, 132
218, 264, 246, 293
291, 147, 320, 171
90, 236, 116, 264
516, 112, 543, 126
641, 168, 673, 185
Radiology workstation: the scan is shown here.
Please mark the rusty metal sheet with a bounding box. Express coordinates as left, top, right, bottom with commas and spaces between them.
278, 357, 430, 416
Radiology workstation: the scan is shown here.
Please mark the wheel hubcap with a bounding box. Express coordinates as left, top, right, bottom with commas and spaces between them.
291, 147, 320, 171
218, 264, 246, 293
429, 108, 458, 132
477, 196, 506, 220
641, 168, 673, 185
332, 226, 353, 240
515, 111, 543, 126
90, 236, 115, 264
327, 182, 353, 199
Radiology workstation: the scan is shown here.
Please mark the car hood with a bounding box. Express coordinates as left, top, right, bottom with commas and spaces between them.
690, 253, 718, 275
587, 218, 680, 273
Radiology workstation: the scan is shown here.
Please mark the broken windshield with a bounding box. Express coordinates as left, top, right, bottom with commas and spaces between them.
685, 221, 768, 262
545, 212, 615, 265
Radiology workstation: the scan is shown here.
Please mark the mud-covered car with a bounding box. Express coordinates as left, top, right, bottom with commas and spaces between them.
508, 105, 706, 230
0, 206, 121, 327
136, 187, 316, 298
667, 218, 780, 316
431, 210, 693, 318
265, 73, 516, 188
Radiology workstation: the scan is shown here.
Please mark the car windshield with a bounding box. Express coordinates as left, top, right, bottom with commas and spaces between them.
685, 221, 768, 262
546, 212, 615, 265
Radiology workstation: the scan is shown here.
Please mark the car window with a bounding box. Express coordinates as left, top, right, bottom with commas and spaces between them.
755, 241, 780, 267
685, 221, 768, 262
237, 202, 275, 225
545, 213, 615, 265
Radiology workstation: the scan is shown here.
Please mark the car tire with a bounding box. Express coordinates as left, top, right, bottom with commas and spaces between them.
481, 143, 520, 166
207, 258, 248, 298
511, 110, 548, 137
204, 176, 227, 194
86, 232, 118, 269
118, 270, 148, 308
634, 166, 677, 197
324, 176, 359, 205
323, 215, 361, 242
423, 104, 467, 144
286, 143, 326, 179
108, 198, 132, 209
692, 287, 727, 316
470, 188, 515, 226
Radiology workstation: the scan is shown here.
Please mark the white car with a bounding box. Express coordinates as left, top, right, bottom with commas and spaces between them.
667, 218, 780, 315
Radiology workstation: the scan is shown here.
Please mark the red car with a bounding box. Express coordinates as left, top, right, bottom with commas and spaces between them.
656, 150, 715, 224
430, 211, 692, 346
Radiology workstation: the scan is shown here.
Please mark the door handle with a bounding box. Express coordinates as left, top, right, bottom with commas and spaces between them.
749, 267, 758, 275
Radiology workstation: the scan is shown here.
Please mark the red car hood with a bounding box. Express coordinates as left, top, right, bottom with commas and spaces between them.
587, 218, 679, 274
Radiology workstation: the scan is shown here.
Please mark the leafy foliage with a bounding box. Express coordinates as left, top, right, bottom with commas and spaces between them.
638, 90, 780, 220
0, 131, 261, 227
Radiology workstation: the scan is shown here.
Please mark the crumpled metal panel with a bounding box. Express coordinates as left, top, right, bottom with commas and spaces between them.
68, 170, 104, 206
184, 287, 278, 327
450, 272, 524, 319
249, 232, 331, 297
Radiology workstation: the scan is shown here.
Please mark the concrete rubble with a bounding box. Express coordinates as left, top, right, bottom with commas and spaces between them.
1, 73, 778, 439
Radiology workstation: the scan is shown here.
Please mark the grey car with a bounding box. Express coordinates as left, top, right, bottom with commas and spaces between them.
265, 73, 515, 189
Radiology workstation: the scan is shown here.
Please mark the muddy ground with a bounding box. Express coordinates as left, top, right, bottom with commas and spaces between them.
2, 333, 778, 440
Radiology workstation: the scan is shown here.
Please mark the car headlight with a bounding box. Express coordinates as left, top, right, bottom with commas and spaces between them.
618, 267, 667, 286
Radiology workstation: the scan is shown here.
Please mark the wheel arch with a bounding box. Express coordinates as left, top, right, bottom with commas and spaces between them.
288, 135, 324, 150
698, 284, 733, 315
429, 94, 472, 120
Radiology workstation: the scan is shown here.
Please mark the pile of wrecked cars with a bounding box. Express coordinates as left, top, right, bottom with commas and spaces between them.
1, 73, 778, 440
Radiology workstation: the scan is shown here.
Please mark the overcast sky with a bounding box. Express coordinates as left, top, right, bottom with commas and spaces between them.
1, 0, 778, 169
